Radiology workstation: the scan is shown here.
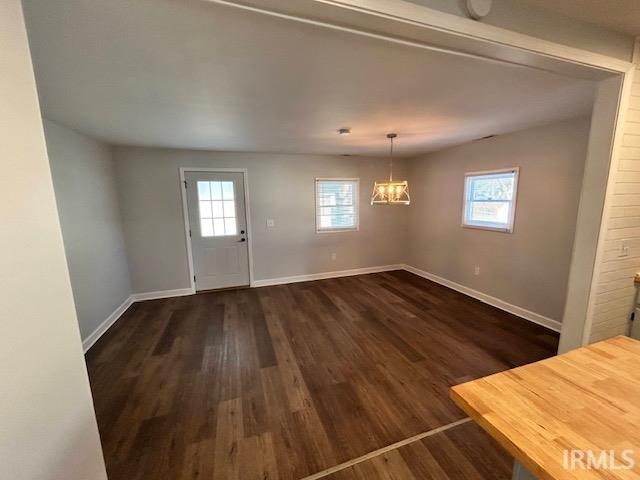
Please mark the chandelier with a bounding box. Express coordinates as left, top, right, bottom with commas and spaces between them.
371, 133, 410, 205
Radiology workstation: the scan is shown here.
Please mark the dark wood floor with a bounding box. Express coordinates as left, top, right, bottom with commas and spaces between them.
324, 421, 513, 480
86, 270, 558, 480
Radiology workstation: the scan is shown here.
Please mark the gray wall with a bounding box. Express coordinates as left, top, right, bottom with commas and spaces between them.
1, 1, 107, 478
44, 119, 131, 340
113, 148, 409, 293
54, 118, 589, 327
407, 118, 591, 321
404, 0, 635, 61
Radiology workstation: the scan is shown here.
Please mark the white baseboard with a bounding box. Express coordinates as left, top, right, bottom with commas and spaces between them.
82, 295, 134, 353
252, 264, 404, 288
84, 264, 560, 353
402, 264, 562, 332
130, 287, 195, 302
83, 288, 194, 353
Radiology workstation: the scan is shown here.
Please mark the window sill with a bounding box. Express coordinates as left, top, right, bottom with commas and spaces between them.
316, 228, 359, 234
462, 224, 513, 233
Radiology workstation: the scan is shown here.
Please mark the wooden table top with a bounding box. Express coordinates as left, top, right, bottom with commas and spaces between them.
451, 335, 640, 480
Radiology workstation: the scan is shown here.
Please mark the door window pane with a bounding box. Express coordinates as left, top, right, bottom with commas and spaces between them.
198, 181, 211, 200
210, 181, 223, 201
223, 200, 235, 217
211, 201, 224, 218
200, 219, 214, 237
213, 218, 225, 236
222, 181, 234, 200
224, 218, 237, 235
199, 201, 212, 219
196, 180, 239, 237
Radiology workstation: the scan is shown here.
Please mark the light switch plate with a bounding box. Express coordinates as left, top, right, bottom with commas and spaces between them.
619, 241, 630, 258
266, 219, 275, 228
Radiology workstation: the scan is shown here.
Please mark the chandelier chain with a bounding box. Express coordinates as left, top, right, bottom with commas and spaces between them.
389, 135, 394, 182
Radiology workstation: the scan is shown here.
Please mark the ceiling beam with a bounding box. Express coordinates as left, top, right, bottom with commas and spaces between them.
205, 0, 631, 80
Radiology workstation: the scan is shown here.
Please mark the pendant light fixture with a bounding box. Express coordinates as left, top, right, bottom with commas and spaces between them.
371, 133, 410, 205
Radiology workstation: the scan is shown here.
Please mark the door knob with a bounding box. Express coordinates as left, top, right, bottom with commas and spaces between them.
239, 238, 246, 242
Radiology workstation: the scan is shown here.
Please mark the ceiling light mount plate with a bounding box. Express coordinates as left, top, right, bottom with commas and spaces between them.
338, 127, 351, 135
466, 0, 492, 20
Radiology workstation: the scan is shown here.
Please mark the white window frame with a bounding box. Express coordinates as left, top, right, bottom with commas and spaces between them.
315, 178, 359, 233
462, 167, 519, 233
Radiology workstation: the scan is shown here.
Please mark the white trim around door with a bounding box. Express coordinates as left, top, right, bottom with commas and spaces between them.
179, 167, 255, 291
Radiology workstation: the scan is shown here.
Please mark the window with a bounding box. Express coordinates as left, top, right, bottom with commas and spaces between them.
462, 168, 519, 232
197, 180, 237, 236
315, 179, 359, 232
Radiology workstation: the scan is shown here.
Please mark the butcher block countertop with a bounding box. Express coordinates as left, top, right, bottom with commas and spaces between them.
451, 335, 640, 479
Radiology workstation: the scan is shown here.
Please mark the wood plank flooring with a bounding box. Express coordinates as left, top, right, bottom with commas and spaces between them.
86, 270, 558, 480
322, 421, 513, 480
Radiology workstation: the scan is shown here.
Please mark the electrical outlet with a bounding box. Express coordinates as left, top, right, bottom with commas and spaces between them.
474, 265, 480, 276
619, 240, 630, 258
331, 253, 337, 260
266, 219, 275, 228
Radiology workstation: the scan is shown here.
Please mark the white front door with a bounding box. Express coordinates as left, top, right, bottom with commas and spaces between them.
185, 171, 250, 291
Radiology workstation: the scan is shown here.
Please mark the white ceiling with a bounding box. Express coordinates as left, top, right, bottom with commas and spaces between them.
520, 0, 640, 36
23, 0, 595, 157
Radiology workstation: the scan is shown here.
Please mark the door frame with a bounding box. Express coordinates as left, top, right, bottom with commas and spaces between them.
179, 167, 255, 292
